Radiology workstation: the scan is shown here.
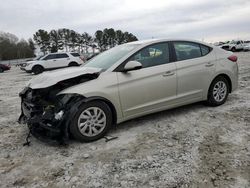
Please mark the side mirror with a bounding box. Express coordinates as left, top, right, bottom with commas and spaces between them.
122, 61, 142, 72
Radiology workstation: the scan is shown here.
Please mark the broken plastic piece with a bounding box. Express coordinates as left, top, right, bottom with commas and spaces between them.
55, 110, 64, 120
103, 135, 118, 142
23, 130, 31, 146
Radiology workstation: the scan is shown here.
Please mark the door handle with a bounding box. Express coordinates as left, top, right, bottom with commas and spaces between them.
53, 60, 57, 61
162, 71, 175, 77
205, 62, 214, 67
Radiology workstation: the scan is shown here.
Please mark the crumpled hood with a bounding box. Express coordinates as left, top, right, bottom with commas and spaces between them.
26, 60, 39, 65
27, 66, 102, 89
26, 60, 36, 63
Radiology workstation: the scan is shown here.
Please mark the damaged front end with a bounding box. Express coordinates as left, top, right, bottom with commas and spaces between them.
18, 73, 99, 145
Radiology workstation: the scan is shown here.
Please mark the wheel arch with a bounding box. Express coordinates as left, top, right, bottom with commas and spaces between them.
68, 61, 79, 66
61, 94, 118, 126
58, 94, 118, 141
209, 73, 232, 94
32, 64, 44, 70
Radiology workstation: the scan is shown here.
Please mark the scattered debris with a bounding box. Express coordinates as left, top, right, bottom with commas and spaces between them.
103, 135, 118, 142
23, 130, 31, 146
83, 154, 90, 159
167, 142, 174, 147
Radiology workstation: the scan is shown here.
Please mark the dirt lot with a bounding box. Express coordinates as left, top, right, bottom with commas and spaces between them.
0, 52, 249, 188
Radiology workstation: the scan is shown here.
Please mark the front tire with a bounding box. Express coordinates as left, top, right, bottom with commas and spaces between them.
70, 101, 112, 142
0, 68, 3, 73
32, 65, 44, 75
206, 76, 229, 106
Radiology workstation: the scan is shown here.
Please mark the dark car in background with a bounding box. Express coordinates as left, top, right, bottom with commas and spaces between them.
0, 64, 11, 73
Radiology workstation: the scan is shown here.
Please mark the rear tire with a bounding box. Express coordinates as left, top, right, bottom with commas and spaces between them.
206, 76, 229, 106
69, 62, 79, 67
32, 65, 44, 75
231, 47, 236, 52
70, 101, 112, 142
0, 68, 3, 73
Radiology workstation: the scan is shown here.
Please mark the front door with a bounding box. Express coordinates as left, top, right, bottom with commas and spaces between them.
42, 54, 57, 69
117, 42, 177, 118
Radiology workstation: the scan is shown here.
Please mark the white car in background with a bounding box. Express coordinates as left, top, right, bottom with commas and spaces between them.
221, 40, 244, 52
243, 42, 250, 51
21, 52, 84, 74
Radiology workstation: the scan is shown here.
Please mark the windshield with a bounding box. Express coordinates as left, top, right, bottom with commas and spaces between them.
36, 55, 44, 60
83, 43, 139, 70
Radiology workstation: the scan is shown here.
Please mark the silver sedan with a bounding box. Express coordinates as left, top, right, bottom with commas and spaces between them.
20, 39, 238, 142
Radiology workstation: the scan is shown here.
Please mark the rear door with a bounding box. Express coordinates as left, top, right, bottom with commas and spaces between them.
117, 42, 177, 118
55, 53, 70, 67
172, 41, 216, 102
70, 52, 82, 64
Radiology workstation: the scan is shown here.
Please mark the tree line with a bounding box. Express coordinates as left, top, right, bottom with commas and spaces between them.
33, 28, 138, 54
0, 32, 35, 61
0, 28, 138, 61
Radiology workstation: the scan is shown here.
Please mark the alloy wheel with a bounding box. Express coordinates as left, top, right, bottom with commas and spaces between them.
213, 81, 227, 102
77, 107, 106, 137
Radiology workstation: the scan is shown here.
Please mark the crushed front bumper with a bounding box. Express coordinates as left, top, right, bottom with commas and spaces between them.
19, 100, 67, 144
20, 67, 32, 73
19, 87, 85, 145
18, 88, 68, 144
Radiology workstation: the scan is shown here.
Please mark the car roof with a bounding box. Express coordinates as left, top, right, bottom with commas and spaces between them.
106, 38, 215, 72
46, 52, 79, 55
127, 38, 213, 47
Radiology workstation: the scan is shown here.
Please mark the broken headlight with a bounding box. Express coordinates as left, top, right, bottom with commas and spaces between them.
54, 110, 64, 120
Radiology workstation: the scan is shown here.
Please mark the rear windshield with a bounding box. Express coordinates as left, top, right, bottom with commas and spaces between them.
70, 53, 80, 57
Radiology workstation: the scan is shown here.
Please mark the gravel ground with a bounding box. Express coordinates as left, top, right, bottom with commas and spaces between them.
0, 52, 249, 188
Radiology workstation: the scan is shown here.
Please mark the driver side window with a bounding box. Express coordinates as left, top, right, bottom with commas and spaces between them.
128, 43, 170, 68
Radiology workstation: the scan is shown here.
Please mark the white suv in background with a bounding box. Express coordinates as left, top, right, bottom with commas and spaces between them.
21, 52, 84, 74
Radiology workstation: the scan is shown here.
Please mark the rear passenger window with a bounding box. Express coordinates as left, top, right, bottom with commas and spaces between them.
56, 53, 69, 58
70, 53, 80, 57
200, 45, 210, 56
173, 42, 201, 61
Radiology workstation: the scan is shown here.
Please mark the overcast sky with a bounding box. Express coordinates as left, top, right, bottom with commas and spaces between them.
0, 0, 250, 42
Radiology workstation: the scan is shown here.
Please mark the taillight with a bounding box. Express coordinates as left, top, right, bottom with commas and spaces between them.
228, 55, 237, 62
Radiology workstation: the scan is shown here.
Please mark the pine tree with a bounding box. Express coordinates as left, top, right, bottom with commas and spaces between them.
33, 29, 50, 55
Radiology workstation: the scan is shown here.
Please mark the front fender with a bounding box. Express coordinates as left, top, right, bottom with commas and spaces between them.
58, 72, 123, 122
58, 94, 119, 125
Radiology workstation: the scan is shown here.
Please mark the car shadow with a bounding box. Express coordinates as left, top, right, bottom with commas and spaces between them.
112, 101, 207, 133
65, 102, 208, 146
